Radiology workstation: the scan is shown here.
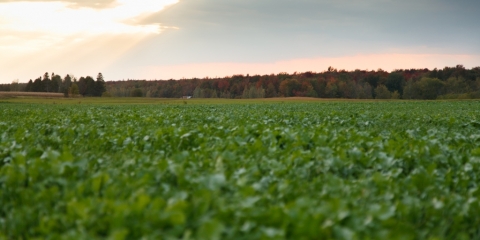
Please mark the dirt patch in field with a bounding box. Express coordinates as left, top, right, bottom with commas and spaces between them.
265, 97, 371, 102
268, 97, 322, 101
0, 91, 64, 98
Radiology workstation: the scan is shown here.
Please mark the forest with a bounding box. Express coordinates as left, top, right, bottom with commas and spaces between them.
0, 72, 106, 97
1, 65, 480, 99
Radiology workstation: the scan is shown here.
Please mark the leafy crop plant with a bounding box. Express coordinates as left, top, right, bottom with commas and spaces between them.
1, 101, 480, 239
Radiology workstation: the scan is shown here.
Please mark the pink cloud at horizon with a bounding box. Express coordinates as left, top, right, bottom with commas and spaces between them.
137, 53, 480, 80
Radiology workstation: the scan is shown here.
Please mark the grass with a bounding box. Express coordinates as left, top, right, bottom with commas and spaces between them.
0, 96, 416, 105
2, 101, 480, 239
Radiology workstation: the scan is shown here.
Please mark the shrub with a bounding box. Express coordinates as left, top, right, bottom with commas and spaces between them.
374, 84, 391, 99
131, 88, 143, 97
391, 90, 400, 99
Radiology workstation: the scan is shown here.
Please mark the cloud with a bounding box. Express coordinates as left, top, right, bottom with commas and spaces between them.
0, 0, 179, 82
133, 54, 480, 80
141, 0, 480, 63
0, 0, 179, 56
2, 0, 479, 83
0, 0, 178, 36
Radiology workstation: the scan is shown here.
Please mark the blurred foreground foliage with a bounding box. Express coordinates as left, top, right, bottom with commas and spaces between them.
1, 101, 480, 239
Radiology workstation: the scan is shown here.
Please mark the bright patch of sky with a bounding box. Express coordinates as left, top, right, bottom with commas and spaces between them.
0, 0, 479, 82
0, 0, 177, 52
0, 0, 178, 82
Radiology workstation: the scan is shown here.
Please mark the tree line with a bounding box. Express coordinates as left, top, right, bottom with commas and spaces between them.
0, 72, 106, 97
105, 65, 480, 100
2, 65, 479, 99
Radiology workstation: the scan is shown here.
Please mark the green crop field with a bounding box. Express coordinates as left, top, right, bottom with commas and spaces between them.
1, 100, 480, 239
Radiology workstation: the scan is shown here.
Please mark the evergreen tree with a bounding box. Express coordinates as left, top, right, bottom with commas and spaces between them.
42, 72, 50, 92
386, 72, 405, 95
61, 74, 72, 97
32, 77, 43, 92
95, 72, 106, 96
78, 77, 87, 96
25, 80, 33, 92
85, 76, 96, 96
51, 74, 62, 93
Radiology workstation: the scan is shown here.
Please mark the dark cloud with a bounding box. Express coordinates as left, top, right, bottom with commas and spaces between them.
118, 0, 480, 66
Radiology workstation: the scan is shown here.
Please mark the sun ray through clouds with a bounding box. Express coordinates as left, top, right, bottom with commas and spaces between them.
0, 0, 179, 81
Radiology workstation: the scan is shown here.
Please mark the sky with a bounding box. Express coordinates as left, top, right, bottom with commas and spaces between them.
1, 0, 479, 83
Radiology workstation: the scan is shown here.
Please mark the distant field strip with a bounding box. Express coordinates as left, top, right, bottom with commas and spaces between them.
0, 91, 63, 98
